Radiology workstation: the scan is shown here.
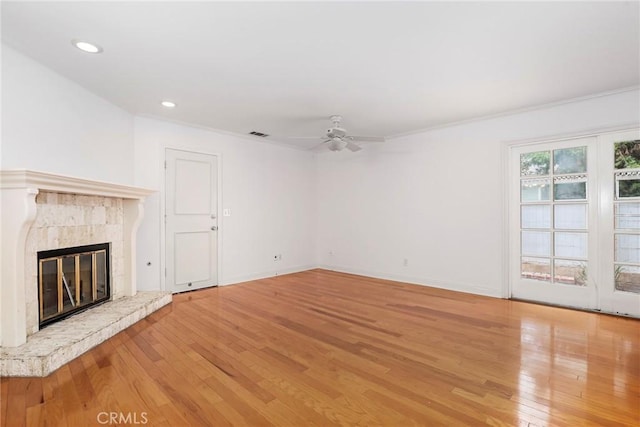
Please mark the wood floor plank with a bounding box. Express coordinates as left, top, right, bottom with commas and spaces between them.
1, 269, 638, 426
4, 379, 28, 427
201, 374, 275, 426
54, 366, 85, 426
0, 378, 8, 427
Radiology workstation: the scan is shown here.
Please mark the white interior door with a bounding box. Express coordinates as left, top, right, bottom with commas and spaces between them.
166, 149, 218, 293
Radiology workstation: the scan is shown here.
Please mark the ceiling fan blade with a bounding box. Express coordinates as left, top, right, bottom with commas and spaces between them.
310, 140, 331, 152
282, 136, 325, 140
349, 135, 386, 143
345, 141, 362, 152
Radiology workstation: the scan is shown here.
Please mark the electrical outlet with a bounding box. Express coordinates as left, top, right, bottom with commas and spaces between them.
403, 258, 408, 267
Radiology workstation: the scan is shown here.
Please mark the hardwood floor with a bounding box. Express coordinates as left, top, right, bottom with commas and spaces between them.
2, 269, 639, 426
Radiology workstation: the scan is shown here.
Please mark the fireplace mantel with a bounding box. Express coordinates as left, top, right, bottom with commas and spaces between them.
0, 170, 155, 347
0, 170, 154, 199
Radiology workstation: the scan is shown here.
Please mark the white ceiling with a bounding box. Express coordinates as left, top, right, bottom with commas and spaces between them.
2, 1, 639, 149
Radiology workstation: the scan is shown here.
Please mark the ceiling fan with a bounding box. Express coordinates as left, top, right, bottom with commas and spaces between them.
303, 115, 385, 152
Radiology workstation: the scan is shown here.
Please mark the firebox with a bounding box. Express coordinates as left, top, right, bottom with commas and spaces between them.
38, 243, 111, 328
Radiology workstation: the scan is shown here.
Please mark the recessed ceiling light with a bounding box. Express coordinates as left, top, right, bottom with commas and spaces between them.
161, 101, 177, 108
71, 39, 103, 54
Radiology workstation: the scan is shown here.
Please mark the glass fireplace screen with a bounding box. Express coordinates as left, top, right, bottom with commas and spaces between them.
38, 243, 110, 327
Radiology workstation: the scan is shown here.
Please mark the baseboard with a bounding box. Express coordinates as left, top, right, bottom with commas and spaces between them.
221, 263, 503, 299
316, 264, 503, 298
220, 264, 318, 286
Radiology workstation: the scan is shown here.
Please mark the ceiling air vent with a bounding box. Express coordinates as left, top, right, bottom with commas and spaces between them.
249, 131, 269, 137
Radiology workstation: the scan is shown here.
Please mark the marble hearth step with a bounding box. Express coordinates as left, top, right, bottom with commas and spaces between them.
1, 291, 172, 377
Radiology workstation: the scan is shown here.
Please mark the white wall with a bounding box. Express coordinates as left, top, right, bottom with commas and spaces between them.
1, 45, 134, 184
316, 89, 640, 297
3, 41, 638, 300
134, 117, 316, 290
0, 45, 135, 346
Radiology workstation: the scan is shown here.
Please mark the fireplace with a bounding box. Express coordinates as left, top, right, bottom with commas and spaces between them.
1, 170, 173, 377
38, 243, 111, 327
1, 170, 158, 349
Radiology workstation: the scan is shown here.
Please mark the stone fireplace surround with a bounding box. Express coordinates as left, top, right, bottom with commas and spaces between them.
29, 193, 122, 334
1, 170, 171, 376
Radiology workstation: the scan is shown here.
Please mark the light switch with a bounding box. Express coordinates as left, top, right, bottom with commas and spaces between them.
223, 208, 231, 217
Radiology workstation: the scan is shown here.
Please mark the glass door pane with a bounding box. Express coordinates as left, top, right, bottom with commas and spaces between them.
79, 254, 93, 305
40, 259, 59, 320
61, 256, 77, 312
96, 251, 108, 299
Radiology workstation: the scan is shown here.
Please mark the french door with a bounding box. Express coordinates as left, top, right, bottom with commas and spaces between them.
598, 130, 640, 316
509, 129, 640, 317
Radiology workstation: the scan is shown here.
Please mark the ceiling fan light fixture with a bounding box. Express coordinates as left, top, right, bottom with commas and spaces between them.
328, 138, 347, 151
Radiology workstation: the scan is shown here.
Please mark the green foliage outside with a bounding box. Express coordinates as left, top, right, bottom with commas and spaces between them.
619, 180, 640, 198
521, 151, 550, 176
522, 142, 640, 196
614, 140, 640, 169
553, 147, 586, 174
521, 147, 588, 176
615, 141, 640, 198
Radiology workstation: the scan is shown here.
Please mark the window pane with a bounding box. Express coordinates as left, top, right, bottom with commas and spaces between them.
554, 147, 587, 174
614, 140, 640, 169
616, 203, 640, 230
554, 182, 586, 200
521, 151, 550, 176
554, 260, 587, 286
618, 179, 640, 198
554, 232, 587, 258
615, 265, 640, 293
554, 204, 587, 229
521, 257, 550, 282
615, 234, 640, 263
521, 205, 551, 229
522, 231, 551, 256
521, 179, 550, 202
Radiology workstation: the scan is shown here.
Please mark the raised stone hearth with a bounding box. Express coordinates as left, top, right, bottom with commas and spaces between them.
1, 291, 171, 377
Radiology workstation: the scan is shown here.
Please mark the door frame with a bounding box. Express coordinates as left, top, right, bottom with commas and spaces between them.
502, 123, 640, 307
160, 147, 223, 292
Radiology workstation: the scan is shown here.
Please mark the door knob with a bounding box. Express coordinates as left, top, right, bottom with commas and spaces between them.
211, 226, 218, 231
